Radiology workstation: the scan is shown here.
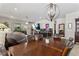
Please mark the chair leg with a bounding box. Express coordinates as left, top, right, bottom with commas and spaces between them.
7, 51, 12, 56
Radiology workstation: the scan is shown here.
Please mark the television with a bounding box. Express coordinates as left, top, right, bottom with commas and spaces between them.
35, 23, 40, 30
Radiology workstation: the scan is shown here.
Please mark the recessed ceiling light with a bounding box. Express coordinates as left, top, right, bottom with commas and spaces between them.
14, 8, 18, 11
25, 22, 29, 24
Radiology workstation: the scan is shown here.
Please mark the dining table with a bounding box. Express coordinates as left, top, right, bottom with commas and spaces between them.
8, 38, 69, 56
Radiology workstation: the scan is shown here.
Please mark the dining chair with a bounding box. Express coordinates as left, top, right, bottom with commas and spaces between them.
5, 32, 28, 50
27, 35, 35, 42
62, 47, 70, 56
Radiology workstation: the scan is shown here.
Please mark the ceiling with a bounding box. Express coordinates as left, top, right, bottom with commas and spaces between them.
0, 3, 79, 21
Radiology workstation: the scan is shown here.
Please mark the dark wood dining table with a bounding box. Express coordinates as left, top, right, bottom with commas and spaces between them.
8, 39, 69, 56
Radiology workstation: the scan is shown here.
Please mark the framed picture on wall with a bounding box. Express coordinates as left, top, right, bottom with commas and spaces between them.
45, 23, 49, 30
59, 24, 65, 37
59, 24, 64, 30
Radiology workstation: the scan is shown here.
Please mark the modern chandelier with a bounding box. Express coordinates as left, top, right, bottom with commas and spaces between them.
48, 3, 59, 35
48, 3, 59, 21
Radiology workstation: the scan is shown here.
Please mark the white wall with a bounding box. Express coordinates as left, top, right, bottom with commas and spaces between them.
65, 11, 79, 41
